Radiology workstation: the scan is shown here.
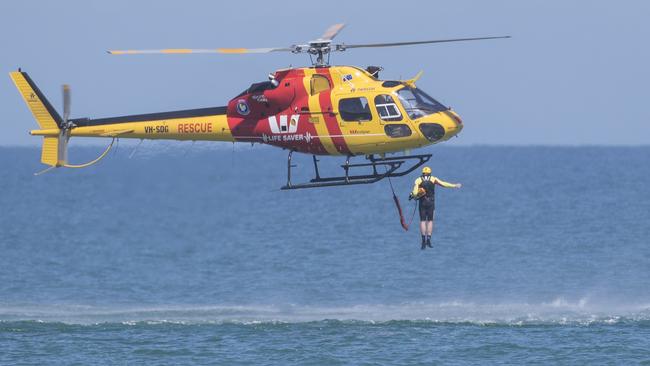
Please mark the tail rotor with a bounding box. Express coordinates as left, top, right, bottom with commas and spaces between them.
58, 84, 74, 165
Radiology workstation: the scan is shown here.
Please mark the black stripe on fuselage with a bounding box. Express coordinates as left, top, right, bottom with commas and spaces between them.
71, 106, 228, 126
21, 72, 64, 128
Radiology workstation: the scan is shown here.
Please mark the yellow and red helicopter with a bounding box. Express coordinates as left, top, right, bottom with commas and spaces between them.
10, 24, 508, 189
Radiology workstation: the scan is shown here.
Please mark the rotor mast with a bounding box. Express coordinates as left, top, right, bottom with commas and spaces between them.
298, 40, 332, 67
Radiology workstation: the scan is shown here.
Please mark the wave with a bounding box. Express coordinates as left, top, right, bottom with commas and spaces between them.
1, 298, 649, 326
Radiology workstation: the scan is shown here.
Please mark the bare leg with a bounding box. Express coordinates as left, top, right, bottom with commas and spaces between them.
420, 221, 427, 235
426, 211, 435, 236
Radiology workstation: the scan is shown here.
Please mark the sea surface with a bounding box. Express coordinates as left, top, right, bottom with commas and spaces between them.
0, 144, 649, 365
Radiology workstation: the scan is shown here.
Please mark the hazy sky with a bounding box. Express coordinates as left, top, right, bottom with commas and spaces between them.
1, 0, 648, 146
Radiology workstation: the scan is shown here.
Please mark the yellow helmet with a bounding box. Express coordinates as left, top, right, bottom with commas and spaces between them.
422, 166, 432, 175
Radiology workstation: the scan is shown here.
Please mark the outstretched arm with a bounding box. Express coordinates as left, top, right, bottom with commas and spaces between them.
434, 177, 462, 189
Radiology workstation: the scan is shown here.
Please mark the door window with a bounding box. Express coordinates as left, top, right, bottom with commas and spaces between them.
374, 94, 402, 121
339, 97, 372, 122
310, 75, 331, 95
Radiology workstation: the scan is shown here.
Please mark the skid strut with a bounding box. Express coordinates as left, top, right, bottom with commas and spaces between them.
281, 152, 431, 190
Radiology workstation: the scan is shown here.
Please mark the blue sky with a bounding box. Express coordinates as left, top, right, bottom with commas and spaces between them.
1, 0, 648, 146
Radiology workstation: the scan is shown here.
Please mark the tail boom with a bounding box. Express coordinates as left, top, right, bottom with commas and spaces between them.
67, 108, 234, 142
11, 70, 234, 169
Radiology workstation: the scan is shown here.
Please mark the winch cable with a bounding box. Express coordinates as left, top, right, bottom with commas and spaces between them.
386, 174, 417, 231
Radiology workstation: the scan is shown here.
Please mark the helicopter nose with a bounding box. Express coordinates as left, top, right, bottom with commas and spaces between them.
448, 110, 463, 133
449, 110, 462, 126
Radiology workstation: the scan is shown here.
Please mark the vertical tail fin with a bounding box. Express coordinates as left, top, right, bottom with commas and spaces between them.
41, 136, 63, 167
9, 70, 66, 167
9, 71, 62, 130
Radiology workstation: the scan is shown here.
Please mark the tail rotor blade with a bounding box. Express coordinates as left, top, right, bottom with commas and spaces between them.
62, 84, 70, 125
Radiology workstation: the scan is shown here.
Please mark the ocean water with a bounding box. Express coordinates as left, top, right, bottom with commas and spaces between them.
0, 144, 649, 365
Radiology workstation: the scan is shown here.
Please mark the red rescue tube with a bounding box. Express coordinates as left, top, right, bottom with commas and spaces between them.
392, 193, 409, 231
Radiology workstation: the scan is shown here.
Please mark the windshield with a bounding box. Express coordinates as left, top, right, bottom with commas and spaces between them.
396, 86, 447, 119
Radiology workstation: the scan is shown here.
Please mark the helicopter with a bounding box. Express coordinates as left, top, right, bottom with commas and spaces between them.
10, 24, 508, 189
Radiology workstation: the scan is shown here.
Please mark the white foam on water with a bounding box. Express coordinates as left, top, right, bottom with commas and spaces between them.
1, 298, 649, 326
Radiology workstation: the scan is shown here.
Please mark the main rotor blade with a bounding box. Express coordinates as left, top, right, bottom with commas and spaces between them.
107, 47, 293, 55
319, 23, 345, 41
339, 36, 511, 50
62, 84, 70, 123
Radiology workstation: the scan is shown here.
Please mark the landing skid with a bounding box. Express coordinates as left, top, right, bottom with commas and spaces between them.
281, 151, 431, 190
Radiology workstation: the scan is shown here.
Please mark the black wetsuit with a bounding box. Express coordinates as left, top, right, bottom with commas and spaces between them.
418, 176, 436, 221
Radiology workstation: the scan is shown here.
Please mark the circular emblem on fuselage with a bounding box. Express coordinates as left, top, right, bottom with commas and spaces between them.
236, 99, 250, 116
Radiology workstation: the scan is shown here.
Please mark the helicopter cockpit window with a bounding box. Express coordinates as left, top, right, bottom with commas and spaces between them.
396, 87, 447, 119
339, 97, 372, 122
374, 94, 402, 121
310, 75, 331, 95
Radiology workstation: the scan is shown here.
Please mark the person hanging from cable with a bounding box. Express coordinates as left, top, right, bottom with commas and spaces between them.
409, 166, 461, 250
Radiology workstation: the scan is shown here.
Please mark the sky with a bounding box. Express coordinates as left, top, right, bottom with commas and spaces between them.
1, 0, 649, 146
